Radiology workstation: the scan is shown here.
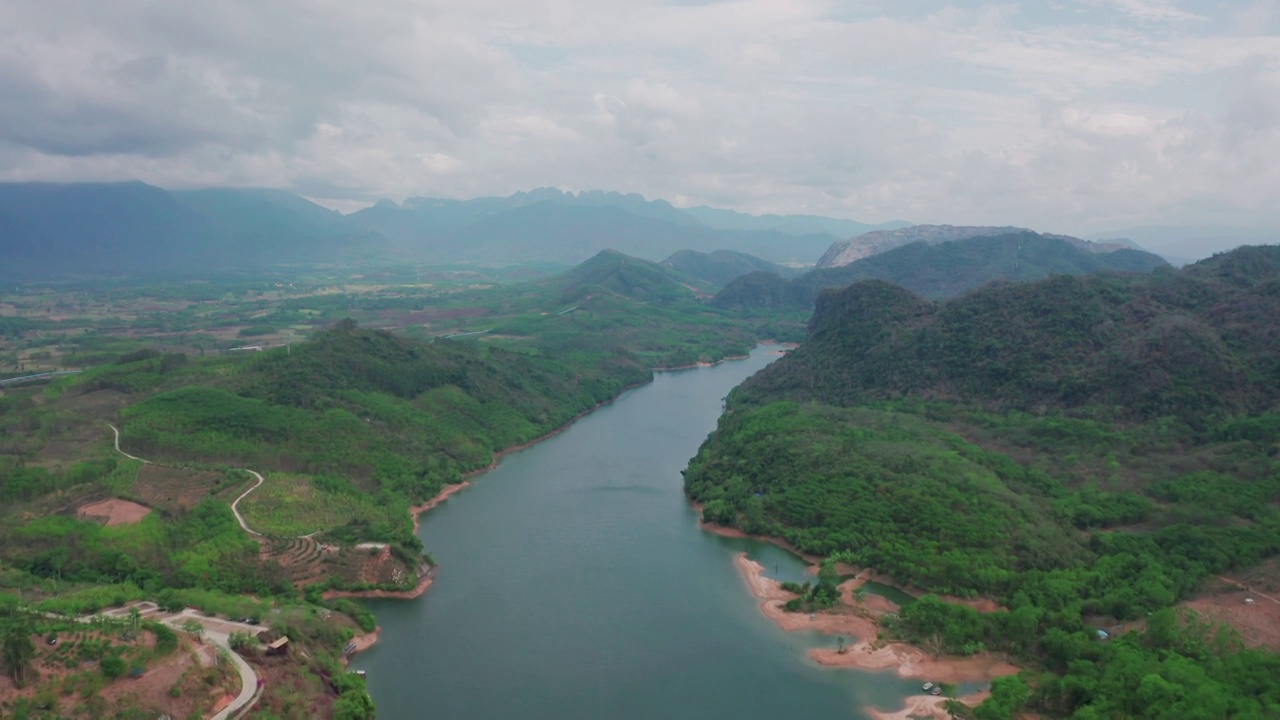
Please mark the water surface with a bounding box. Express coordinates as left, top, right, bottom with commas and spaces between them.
354, 347, 919, 719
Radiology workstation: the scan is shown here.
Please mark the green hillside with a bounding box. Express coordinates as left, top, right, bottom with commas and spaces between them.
658, 249, 801, 291
685, 245, 1280, 719
741, 248, 1280, 423
538, 249, 696, 305
711, 232, 1169, 310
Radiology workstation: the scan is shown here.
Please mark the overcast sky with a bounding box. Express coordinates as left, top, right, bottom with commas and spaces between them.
2, 0, 1278, 234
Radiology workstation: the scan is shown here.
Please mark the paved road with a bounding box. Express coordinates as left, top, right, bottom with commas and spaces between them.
68, 601, 266, 720
162, 608, 263, 720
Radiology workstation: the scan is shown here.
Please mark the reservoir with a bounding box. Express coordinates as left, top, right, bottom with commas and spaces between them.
353, 346, 919, 719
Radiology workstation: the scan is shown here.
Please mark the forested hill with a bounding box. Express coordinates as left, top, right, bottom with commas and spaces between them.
117, 320, 650, 502
658, 249, 799, 291
736, 245, 1280, 422
684, 244, 1280, 718
536, 249, 696, 305
711, 232, 1169, 311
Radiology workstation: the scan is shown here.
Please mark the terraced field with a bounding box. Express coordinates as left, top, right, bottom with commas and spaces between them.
261, 537, 416, 589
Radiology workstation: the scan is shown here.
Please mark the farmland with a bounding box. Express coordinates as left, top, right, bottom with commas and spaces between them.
238, 473, 407, 539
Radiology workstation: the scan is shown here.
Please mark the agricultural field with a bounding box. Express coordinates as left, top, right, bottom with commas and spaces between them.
0, 265, 566, 379
239, 473, 408, 539
0, 618, 237, 720
130, 465, 245, 513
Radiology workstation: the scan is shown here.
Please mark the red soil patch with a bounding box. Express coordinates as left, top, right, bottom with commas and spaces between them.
78, 498, 152, 525
0, 632, 232, 719
1182, 576, 1280, 651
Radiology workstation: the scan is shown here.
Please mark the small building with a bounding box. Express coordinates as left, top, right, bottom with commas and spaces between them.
265, 636, 290, 656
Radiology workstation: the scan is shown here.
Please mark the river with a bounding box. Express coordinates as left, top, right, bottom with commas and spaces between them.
352, 346, 920, 719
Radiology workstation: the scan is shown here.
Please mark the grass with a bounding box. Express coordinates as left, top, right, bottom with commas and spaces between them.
238, 473, 403, 538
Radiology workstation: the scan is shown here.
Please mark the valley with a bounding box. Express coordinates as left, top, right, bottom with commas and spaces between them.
1, 214, 1277, 720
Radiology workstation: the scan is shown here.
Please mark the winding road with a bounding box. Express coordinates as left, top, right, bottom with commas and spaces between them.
54, 601, 265, 720
107, 422, 298, 538
105, 424, 274, 718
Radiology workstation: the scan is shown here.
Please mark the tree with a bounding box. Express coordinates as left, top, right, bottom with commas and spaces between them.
100, 654, 126, 679
836, 636, 847, 654
1, 621, 35, 685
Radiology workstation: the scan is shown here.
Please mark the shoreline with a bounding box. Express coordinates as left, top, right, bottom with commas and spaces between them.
335, 353, 761, 645
653, 353, 750, 372
732, 553, 1018, 720
321, 569, 436, 601
341, 628, 381, 667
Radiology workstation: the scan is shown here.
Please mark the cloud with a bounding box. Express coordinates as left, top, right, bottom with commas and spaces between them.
2, 0, 1280, 235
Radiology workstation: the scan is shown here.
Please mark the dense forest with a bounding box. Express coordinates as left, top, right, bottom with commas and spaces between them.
711, 232, 1169, 311
685, 245, 1280, 718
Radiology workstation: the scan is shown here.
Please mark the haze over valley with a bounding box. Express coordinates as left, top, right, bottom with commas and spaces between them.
3, 2, 1280, 719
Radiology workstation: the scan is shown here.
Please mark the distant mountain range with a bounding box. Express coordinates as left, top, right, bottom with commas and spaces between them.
816, 224, 1137, 269
1090, 225, 1280, 265
0, 182, 903, 279
712, 232, 1170, 311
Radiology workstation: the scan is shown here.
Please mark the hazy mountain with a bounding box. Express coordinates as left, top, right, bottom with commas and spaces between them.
682, 206, 908, 237
0, 181, 217, 277
1090, 225, 1280, 264
539, 249, 697, 305
0, 182, 390, 278
712, 232, 1169, 311
817, 224, 1133, 268
658, 249, 800, 291
0, 181, 896, 278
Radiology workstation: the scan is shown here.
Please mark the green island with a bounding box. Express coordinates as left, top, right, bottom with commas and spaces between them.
686, 245, 1280, 718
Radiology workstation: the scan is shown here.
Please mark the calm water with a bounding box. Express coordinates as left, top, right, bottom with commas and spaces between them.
354, 347, 919, 719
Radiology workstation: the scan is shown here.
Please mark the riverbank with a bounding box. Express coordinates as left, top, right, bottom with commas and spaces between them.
733, 554, 1019, 719
341, 629, 382, 667
653, 354, 750, 372
322, 568, 436, 601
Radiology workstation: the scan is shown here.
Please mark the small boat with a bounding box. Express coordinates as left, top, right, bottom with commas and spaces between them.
922, 682, 933, 691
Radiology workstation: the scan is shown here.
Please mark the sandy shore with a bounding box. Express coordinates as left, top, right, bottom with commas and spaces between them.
341, 629, 382, 666
653, 354, 751, 372
866, 690, 991, 720
733, 554, 1019, 719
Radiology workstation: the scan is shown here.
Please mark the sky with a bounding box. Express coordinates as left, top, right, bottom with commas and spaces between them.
2, 0, 1279, 234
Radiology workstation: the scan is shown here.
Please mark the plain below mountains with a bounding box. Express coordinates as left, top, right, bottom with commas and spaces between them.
711, 231, 1169, 311
0, 181, 902, 279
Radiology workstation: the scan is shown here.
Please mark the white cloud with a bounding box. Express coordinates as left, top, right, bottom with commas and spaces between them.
1, 0, 1279, 235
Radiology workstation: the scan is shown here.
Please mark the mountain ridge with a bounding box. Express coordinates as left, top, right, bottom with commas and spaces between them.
712, 232, 1169, 311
